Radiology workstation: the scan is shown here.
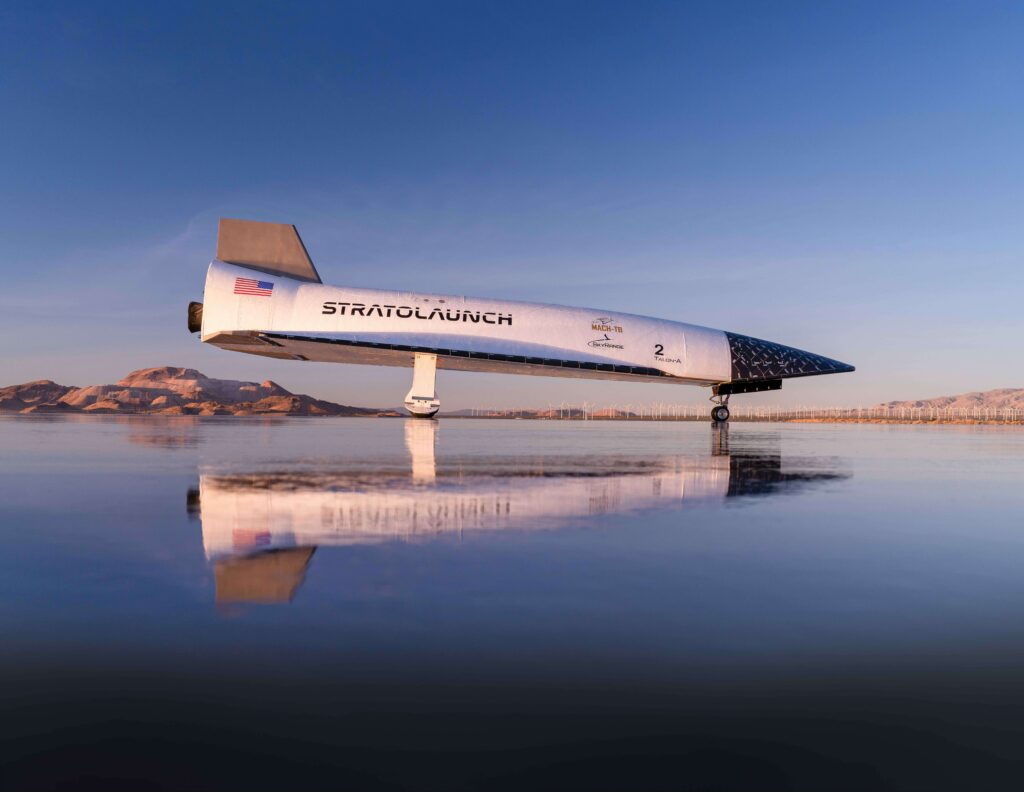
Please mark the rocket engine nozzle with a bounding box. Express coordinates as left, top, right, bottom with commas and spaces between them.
187, 302, 203, 334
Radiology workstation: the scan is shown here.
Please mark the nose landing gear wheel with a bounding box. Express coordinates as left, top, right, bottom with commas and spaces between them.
711, 405, 730, 423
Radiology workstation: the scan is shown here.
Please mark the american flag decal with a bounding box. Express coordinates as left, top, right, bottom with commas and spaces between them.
234, 277, 274, 297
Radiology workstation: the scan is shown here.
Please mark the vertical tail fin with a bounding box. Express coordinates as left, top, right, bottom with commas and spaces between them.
216, 218, 322, 283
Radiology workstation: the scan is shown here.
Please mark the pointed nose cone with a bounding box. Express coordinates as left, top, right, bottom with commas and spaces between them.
726, 332, 855, 382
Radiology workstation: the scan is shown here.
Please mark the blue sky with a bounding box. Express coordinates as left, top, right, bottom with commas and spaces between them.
2, 1, 1021, 409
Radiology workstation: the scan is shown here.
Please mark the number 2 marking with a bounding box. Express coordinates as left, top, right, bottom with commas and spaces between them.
654, 344, 664, 356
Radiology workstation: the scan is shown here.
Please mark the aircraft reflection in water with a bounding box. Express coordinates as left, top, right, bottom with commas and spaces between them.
189, 423, 848, 604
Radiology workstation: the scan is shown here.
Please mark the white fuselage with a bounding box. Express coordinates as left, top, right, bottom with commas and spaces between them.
201, 260, 732, 385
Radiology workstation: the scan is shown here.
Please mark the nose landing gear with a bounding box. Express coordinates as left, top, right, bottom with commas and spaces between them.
709, 378, 782, 423
710, 387, 730, 423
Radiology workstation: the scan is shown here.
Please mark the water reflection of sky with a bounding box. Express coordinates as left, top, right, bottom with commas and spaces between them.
3, 416, 1024, 790
196, 421, 849, 604
3, 416, 1022, 668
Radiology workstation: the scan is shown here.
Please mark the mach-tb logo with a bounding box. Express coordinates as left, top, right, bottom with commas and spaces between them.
591, 317, 623, 334
589, 317, 625, 349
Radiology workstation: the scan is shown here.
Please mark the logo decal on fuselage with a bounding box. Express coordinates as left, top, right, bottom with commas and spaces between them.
322, 302, 512, 325
588, 333, 624, 350
591, 317, 623, 334
588, 317, 625, 349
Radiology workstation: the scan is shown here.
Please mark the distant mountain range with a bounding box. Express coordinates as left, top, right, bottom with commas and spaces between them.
2, 369, 1021, 418
877, 389, 1024, 410
0, 366, 397, 416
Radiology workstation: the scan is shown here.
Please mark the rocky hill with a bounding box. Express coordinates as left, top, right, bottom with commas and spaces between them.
0, 366, 394, 417
878, 388, 1024, 411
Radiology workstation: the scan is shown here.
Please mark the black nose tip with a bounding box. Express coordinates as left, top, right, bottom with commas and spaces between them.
726, 332, 855, 381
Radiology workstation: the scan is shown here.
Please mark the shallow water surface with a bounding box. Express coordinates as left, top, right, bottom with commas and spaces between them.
2, 416, 1023, 790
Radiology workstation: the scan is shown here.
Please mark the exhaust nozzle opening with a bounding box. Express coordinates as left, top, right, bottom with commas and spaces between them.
187, 301, 203, 334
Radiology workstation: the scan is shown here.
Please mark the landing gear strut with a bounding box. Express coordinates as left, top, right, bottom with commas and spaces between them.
710, 388, 730, 423
405, 353, 441, 419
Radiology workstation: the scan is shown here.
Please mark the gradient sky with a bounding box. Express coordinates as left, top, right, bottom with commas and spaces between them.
2, 1, 1022, 409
